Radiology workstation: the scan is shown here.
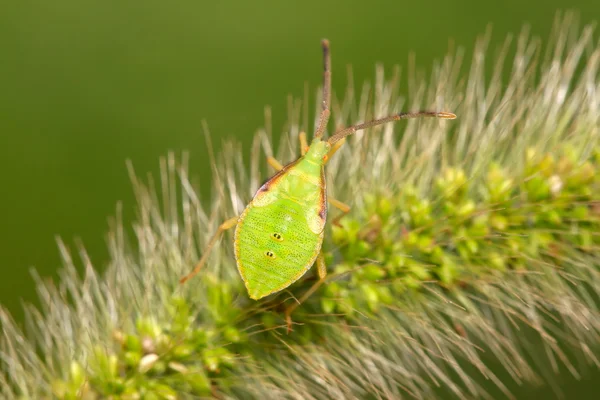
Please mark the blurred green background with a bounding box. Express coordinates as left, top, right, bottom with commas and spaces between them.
1, 0, 599, 396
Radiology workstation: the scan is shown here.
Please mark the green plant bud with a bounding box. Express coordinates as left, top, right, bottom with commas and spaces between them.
124, 334, 142, 352
69, 361, 85, 388
360, 283, 380, 312
155, 334, 174, 354
333, 262, 353, 275
390, 254, 406, 269
143, 392, 159, 400
324, 251, 335, 266
105, 377, 126, 395
152, 384, 178, 400
544, 209, 562, 225
579, 230, 593, 249
378, 196, 394, 221
409, 200, 432, 226
490, 214, 508, 231
190, 330, 208, 349
324, 281, 340, 297
124, 351, 142, 368
91, 346, 118, 379
408, 262, 431, 281
487, 163, 505, 183
321, 298, 336, 314
261, 312, 278, 329
567, 161, 595, 187
136, 318, 161, 339
336, 299, 355, 317
457, 200, 476, 218
405, 231, 419, 246
331, 224, 347, 244
526, 176, 551, 201
185, 369, 211, 395
417, 235, 434, 252
571, 205, 588, 220
344, 219, 362, 244
173, 344, 194, 358
438, 257, 458, 285
488, 252, 506, 271
468, 218, 490, 237
401, 275, 422, 290
360, 264, 387, 281
356, 239, 372, 257
466, 238, 479, 254
392, 279, 408, 294
539, 154, 555, 177
223, 326, 244, 343
377, 285, 394, 304
203, 348, 234, 372
526, 148, 537, 166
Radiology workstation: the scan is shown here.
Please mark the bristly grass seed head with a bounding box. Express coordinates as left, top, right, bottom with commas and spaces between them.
2, 11, 600, 400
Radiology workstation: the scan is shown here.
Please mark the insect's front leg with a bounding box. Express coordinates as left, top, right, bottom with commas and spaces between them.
285, 251, 327, 333
180, 216, 239, 284
299, 131, 308, 155
324, 137, 346, 164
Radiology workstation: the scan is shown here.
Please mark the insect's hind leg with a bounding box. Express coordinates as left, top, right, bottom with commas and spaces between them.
180, 216, 239, 284
285, 252, 327, 333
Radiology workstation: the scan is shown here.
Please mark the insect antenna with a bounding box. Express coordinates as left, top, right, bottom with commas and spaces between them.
313, 39, 332, 139
327, 110, 456, 144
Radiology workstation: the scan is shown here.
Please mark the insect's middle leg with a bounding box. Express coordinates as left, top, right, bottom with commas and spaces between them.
180, 216, 238, 284
328, 197, 351, 227
285, 251, 327, 332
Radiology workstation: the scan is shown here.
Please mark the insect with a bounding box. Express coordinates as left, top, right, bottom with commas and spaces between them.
181, 39, 456, 329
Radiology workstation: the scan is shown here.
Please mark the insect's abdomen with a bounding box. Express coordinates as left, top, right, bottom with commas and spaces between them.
234, 198, 324, 299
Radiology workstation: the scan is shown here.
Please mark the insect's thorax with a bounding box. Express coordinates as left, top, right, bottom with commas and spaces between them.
279, 158, 324, 206
275, 139, 329, 204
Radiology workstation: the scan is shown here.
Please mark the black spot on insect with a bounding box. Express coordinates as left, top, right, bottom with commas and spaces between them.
271, 232, 283, 241
319, 205, 327, 221
265, 250, 276, 259
258, 183, 270, 193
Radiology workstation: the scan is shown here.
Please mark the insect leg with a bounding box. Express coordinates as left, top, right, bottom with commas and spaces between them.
328, 197, 351, 226
267, 132, 308, 171
313, 39, 331, 139
324, 137, 346, 164
266, 157, 284, 171
179, 216, 239, 284
299, 131, 308, 155
285, 252, 327, 332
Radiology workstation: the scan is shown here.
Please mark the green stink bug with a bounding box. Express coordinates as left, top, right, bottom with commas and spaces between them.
181, 39, 456, 328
